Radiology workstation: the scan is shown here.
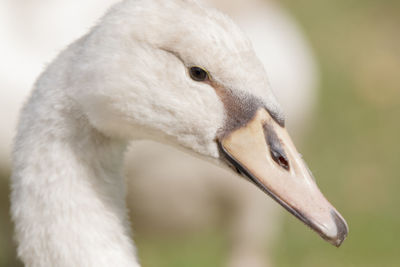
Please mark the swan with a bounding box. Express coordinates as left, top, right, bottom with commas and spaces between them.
0, 0, 317, 167
0, 1, 319, 266
124, 1, 319, 266
10, 0, 347, 266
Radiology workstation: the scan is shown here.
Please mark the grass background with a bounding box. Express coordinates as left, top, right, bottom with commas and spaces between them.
1, 0, 399, 266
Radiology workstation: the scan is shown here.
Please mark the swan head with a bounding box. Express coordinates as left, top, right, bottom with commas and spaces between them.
67, 0, 347, 246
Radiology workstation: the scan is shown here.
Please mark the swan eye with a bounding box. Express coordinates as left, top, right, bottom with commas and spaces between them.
189, 66, 208, 81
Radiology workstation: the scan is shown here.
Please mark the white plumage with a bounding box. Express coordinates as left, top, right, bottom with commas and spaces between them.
3, 1, 319, 267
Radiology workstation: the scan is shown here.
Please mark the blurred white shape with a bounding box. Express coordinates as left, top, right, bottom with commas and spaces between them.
0, 0, 120, 169
0, 1, 318, 266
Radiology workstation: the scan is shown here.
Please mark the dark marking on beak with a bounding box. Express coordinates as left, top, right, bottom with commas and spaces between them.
217, 140, 323, 237
214, 89, 263, 137
330, 210, 349, 247
263, 123, 290, 171
207, 81, 284, 139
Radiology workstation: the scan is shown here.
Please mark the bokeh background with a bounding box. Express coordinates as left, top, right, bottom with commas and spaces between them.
1, 0, 399, 267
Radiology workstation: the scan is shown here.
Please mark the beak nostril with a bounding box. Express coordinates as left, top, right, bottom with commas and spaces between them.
278, 155, 289, 170
271, 149, 290, 170
263, 122, 290, 171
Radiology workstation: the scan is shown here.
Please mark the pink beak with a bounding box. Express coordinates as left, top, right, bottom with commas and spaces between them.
219, 108, 348, 246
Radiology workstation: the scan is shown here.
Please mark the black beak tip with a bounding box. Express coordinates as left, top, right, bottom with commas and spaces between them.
330, 209, 349, 247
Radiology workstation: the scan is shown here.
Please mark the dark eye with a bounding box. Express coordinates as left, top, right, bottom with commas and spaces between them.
189, 66, 208, 81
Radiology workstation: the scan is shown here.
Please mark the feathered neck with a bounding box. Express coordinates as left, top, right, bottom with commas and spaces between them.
11, 81, 140, 266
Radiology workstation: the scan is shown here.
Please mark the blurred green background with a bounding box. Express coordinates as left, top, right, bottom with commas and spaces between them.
1, 0, 399, 266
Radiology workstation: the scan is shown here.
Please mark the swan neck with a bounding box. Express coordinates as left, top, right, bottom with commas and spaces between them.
11, 99, 140, 267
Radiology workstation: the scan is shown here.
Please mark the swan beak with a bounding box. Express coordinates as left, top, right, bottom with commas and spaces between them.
218, 108, 348, 247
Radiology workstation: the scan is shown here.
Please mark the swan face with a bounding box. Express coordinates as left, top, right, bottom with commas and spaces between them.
67, 0, 347, 246
70, 0, 281, 157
